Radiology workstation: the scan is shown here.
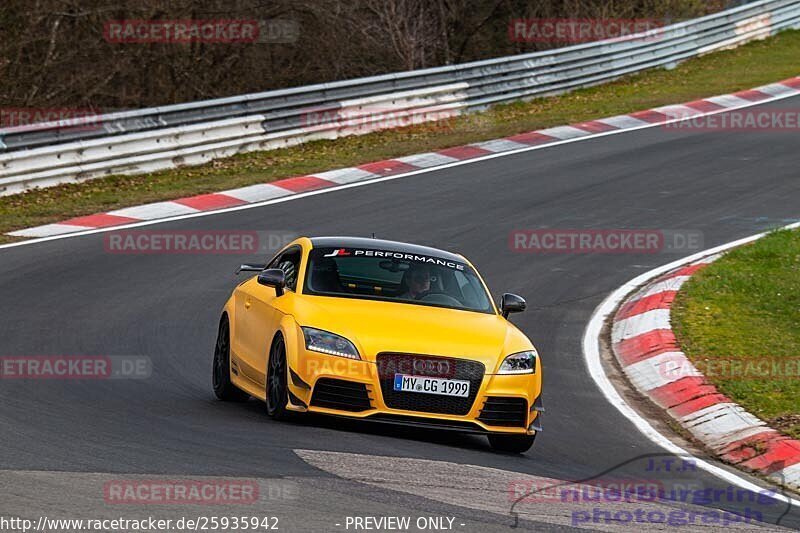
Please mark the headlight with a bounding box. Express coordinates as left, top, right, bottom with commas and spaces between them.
302, 327, 360, 360
498, 350, 537, 374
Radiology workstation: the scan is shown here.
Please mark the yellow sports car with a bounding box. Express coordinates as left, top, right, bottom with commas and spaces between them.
213, 236, 543, 452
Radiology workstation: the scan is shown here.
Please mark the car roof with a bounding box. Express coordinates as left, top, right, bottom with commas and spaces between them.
308, 236, 465, 263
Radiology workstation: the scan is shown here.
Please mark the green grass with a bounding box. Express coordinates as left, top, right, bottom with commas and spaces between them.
672, 229, 800, 440
2, 30, 800, 244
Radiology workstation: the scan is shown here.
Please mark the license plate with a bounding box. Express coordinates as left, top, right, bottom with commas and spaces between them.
393, 374, 470, 397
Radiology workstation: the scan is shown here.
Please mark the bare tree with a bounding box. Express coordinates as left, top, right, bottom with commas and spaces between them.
0, 0, 715, 115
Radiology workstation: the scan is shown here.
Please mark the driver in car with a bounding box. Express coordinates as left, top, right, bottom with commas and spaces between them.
399, 264, 432, 300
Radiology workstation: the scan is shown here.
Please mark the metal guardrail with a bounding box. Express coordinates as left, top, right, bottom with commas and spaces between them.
1, 0, 799, 195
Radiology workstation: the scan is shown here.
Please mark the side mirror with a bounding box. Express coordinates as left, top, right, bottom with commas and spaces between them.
501, 293, 526, 318
257, 268, 286, 296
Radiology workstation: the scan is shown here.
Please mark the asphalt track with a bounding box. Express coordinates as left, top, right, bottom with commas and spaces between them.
1, 95, 800, 532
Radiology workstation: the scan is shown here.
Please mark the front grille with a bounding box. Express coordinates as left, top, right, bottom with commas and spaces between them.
310, 378, 372, 412
477, 397, 528, 427
376, 353, 484, 415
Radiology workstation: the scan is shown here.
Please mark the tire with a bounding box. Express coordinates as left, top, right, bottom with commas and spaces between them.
265, 333, 290, 420
488, 433, 536, 453
212, 315, 250, 402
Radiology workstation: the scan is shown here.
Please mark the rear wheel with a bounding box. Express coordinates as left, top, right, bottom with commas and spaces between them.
212, 316, 249, 402
488, 433, 536, 453
265, 334, 290, 420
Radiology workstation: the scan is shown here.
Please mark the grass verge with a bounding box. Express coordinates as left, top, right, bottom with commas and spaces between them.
672, 229, 800, 440
1, 30, 800, 244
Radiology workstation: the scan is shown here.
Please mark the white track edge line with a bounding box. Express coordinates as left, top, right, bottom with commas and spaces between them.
1, 85, 798, 251
582, 221, 800, 507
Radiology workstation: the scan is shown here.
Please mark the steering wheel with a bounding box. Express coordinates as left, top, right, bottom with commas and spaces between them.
417, 291, 463, 307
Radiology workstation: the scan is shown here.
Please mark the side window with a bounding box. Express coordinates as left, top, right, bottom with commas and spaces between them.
269, 247, 301, 292
454, 270, 479, 308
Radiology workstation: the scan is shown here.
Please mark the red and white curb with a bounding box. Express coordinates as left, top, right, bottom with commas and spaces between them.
8, 76, 800, 239
611, 251, 800, 492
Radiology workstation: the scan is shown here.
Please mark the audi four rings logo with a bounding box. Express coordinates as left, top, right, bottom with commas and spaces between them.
377, 356, 457, 378
413, 359, 451, 375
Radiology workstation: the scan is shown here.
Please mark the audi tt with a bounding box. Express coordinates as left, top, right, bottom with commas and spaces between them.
212, 236, 543, 452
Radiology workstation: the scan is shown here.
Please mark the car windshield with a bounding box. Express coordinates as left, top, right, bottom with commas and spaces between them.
303, 247, 495, 314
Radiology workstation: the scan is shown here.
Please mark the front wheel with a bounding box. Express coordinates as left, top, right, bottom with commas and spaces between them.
265, 334, 290, 420
212, 316, 250, 402
488, 433, 536, 453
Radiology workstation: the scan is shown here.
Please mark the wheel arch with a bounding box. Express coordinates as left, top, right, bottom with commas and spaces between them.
275, 314, 302, 375
221, 295, 235, 337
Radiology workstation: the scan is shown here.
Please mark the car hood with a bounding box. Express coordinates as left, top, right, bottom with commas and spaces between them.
292, 295, 531, 371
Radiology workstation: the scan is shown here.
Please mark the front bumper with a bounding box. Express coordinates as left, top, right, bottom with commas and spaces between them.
287, 349, 542, 435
